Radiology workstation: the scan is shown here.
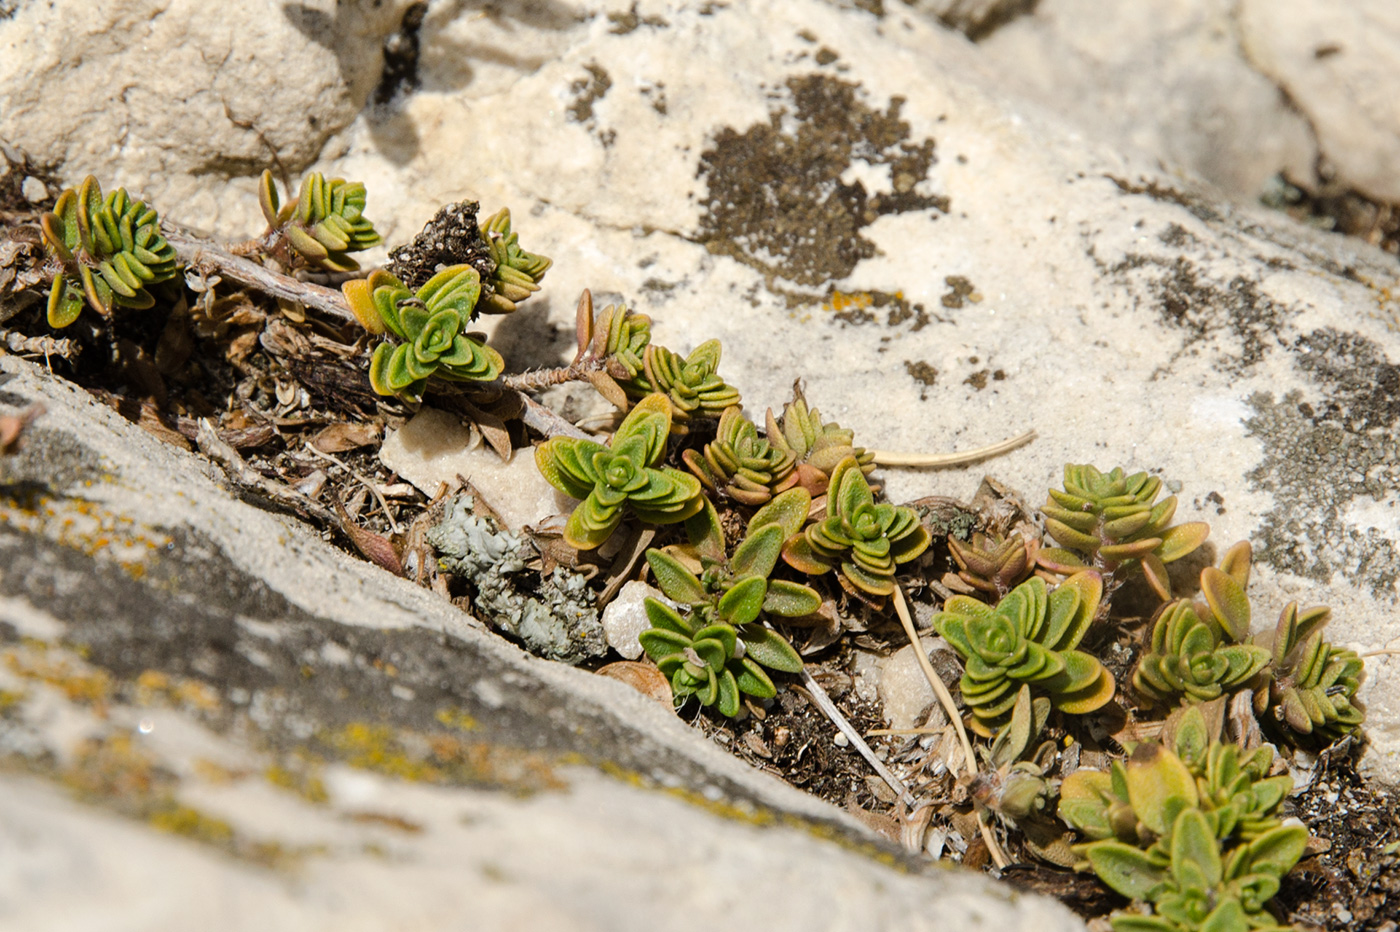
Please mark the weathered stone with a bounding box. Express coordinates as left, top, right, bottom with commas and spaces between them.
1238, 0, 1400, 203
0, 357, 1081, 930
879, 638, 955, 731
601, 579, 665, 660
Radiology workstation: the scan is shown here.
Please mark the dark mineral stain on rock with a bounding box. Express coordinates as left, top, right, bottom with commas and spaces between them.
697, 74, 948, 289
568, 63, 613, 124
1245, 328, 1400, 596
904, 360, 938, 400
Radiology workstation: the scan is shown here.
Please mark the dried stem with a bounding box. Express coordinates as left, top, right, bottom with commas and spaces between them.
500, 357, 606, 394
161, 221, 357, 327
871, 429, 1036, 469
891, 584, 1009, 870
303, 441, 402, 535
799, 668, 917, 810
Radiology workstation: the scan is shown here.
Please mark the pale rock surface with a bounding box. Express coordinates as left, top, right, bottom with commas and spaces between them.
970, 0, 1316, 199
378, 406, 574, 529
0, 357, 1081, 931
878, 638, 955, 731
601, 580, 665, 660
1237, 0, 1400, 203
0, 0, 1398, 893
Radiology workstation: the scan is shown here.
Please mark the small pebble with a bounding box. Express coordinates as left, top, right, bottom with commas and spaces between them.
833, 732, 849, 748
22, 175, 48, 203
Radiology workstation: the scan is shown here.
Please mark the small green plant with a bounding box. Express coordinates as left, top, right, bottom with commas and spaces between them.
781, 455, 930, 602
623, 339, 740, 432
933, 572, 1115, 734
1038, 464, 1210, 600
1132, 543, 1271, 708
40, 176, 179, 328
682, 405, 797, 505
1058, 707, 1305, 932
948, 530, 1041, 599
342, 266, 503, 402
765, 384, 874, 496
478, 207, 552, 314
534, 393, 705, 550
639, 490, 814, 716
969, 684, 1057, 821
1251, 601, 1364, 747
258, 170, 381, 272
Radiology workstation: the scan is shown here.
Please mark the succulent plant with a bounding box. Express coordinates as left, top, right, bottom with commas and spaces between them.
639, 490, 814, 716
1251, 601, 1364, 747
40, 176, 180, 328
477, 207, 552, 314
682, 406, 797, 505
591, 300, 652, 381
781, 456, 930, 601
534, 393, 705, 550
948, 530, 1041, 600
765, 383, 875, 496
623, 339, 741, 431
1132, 544, 1271, 708
342, 266, 503, 402
1059, 707, 1305, 932
258, 170, 381, 271
1038, 464, 1210, 600
935, 572, 1115, 734
970, 684, 1057, 821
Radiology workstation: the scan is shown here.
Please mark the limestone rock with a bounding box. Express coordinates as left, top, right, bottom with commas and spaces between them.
1237, 0, 1400, 203
0, 357, 1081, 930
602, 580, 666, 660
879, 638, 955, 731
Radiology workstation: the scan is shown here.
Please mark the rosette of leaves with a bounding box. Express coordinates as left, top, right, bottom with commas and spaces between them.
40, 176, 179, 328
622, 339, 740, 432
258, 170, 381, 271
781, 456, 930, 602
566, 293, 654, 410
933, 572, 1114, 734
1039, 464, 1210, 600
478, 207, 552, 314
682, 406, 797, 505
1251, 601, 1364, 747
1059, 708, 1304, 932
639, 491, 814, 716
948, 530, 1041, 600
342, 266, 503, 402
764, 384, 875, 496
534, 393, 705, 550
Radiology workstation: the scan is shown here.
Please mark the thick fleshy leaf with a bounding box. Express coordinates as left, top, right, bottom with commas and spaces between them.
1141, 552, 1172, 602
828, 456, 873, 520
1085, 841, 1170, 900
643, 597, 692, 636
717, 575, 766, 626
1243, 823, 1308, 877
782, 533, 835, 576
762, 579, 822, 617
612, 393, 672, 467
46, 279, 84, 329
535, 438, 606, 500
839, 559, 894, 597
1127, 743, 1198, 835
645, 549, 707, 605
684, 499, 727, 565
734, 657, 777, 698
1055, 665, 1117, 714
749, 487, 812, 539
1201, 567, 1251, 642
716, 668, 741, 717
731, 523, 785, 580
562, 490, 624, 550
638, 627, 690, 662
1044, 570, 1102, 651
1157, 521, 1211, 563
739, 625, 802, 673
1171, 808, 1223, 888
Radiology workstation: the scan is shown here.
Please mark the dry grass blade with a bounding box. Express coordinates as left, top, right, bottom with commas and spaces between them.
871, 429, 1036, 468
891, 584, 1009, 869
304, 441, 401, 535
798, 668, 916, 810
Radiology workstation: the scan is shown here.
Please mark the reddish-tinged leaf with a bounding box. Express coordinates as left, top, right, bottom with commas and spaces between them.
335, 500, 403, 576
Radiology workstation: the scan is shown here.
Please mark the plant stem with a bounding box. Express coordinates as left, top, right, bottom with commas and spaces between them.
871, 429, 1036, 469
891, 584, 1009, 869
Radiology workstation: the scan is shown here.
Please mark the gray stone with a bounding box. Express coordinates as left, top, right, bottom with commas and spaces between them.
879, 638, 955, 731
602, 580, 665, 660
0, 358, 1081, 930
1237, 0, 1400, 203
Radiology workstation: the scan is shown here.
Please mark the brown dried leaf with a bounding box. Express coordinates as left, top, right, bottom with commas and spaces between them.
311, 421, 381, 454
596, 661, 673, 707
455, 399, 512, 461
586, 370, 629, 410
0, 403, 43, 455
334, 500, 404, 576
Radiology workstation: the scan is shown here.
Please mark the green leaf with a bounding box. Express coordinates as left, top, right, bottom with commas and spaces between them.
1243, 824, 1307, 878
749, 487, 811, 539
638, 627, 690, 661
645, 549, 707, 605
762, 579, 822, 617
716, 668, 741, 717
643, 597, 691, 636
1157, 522, 1211, 563
613, 393, 672, 466
1201, 567, 1250, 642
1127, 743, 1198, 835
1171, 808, 1223, 888
733, 656, 777, 698
738, 625, 802, 673
731, 523, 784, 580
717, 576, 766, 626
1086, 841, 1170, 900
828, 456, 873, 520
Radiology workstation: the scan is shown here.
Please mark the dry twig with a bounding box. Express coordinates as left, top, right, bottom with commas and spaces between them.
798, 667, 917, 810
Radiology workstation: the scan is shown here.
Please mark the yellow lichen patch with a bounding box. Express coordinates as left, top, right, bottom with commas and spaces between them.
0, 492, 171, 580
824, 290, 889, 313
4, 644, 114, 712
265, 761, 330, 805
345, 811, 424, 834
134, 669, 222, 714
318, 721, 565, 794
148, 804, 235, 844
62, 730, 170, 801
434, 706, 480, 732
